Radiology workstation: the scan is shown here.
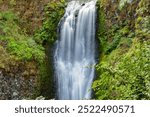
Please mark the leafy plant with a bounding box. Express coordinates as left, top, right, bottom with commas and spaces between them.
34, 0, 65, 44
0, 11, 45, 63
93, 39, 150, 100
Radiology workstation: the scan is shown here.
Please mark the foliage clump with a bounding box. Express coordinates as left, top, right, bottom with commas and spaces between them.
0, 11, 45, 64
93, 40, 150, 99
93, 0, 150, 100
34, 0, 65, 44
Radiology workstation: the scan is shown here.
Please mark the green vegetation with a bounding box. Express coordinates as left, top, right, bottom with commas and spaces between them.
0, 11, 45, 64
0, 0, 65, 99
34, 0, 65, 44
93, 0, 150, 100
0, 10, 46, 99
93, 40, 150, 99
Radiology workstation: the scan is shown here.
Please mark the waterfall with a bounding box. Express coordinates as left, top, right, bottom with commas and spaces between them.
54, 0, 97, 100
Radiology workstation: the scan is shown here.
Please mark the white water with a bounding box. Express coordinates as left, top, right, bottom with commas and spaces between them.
54, 0, 97, 100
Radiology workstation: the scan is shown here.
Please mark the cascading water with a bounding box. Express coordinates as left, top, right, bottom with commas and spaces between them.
54, 0, 97, 100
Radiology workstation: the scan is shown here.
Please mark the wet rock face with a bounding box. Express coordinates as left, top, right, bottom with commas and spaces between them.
0, 62, 39, 100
